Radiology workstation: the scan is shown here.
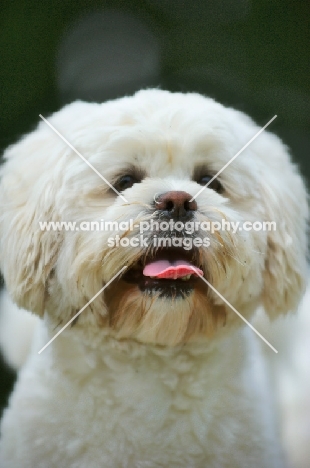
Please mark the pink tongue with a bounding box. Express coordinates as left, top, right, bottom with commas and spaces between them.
143, 260, 203, 279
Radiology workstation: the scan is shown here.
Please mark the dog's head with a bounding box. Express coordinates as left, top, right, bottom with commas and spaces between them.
0, 90, 308, 346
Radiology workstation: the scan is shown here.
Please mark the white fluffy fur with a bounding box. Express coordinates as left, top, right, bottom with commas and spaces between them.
0, 89, 308, 467
0, 290, 38, 370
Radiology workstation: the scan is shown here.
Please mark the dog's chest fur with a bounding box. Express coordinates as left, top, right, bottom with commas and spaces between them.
0, 323, 283, 468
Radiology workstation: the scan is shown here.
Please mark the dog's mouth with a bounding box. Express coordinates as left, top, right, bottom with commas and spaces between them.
122, 247, 204, 298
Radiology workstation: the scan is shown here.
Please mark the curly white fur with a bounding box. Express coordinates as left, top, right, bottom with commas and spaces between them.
0, 89, 308, 467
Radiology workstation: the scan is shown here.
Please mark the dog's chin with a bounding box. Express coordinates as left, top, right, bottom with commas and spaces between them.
104, 246, 228, 347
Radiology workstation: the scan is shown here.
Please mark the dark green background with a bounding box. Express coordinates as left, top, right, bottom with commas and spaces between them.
0, 0, 309, 414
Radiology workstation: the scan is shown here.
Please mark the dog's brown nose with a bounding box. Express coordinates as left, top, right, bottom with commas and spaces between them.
155, 191, 197, 220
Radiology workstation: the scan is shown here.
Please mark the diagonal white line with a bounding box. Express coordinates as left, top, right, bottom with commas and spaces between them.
193, 268, 278, 353
39, 114, 128, 203
38, 266, 127, 354
190, 115, 277, 201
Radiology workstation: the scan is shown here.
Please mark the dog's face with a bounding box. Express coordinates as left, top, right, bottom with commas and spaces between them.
0, 90, 308, 346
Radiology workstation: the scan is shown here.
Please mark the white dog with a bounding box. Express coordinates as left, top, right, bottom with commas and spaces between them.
0, 90, 308, 468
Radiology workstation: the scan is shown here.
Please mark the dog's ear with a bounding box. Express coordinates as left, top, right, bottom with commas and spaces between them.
0, 115, 72, 316
260, 134, 308, 318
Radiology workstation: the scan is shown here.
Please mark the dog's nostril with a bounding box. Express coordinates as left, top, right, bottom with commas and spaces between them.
155, 191, 197, 220
184, 200, 190, 211
166, 200, 174, 211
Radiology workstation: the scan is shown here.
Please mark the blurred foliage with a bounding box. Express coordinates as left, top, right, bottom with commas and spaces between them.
0, 0, 309, 409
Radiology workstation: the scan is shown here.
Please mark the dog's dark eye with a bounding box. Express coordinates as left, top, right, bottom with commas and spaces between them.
114, 175, 139, 192
196, 175, 223, 193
